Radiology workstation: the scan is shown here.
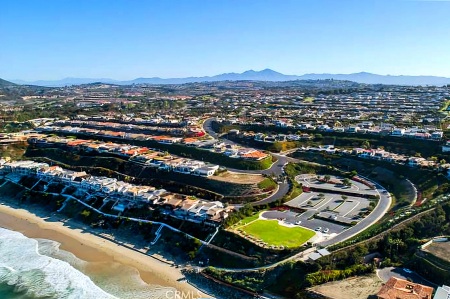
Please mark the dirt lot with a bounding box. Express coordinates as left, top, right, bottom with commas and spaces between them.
424, 241, 450, 262
309, 274, 383, 299
211, 171, 264, 184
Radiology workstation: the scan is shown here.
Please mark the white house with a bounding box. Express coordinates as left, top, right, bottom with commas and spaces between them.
391, 128, 405, 136
431, 131, 444, 140
193, 165, 219, 177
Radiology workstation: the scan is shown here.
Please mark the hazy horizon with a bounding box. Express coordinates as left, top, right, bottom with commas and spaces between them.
1, 0, 450, 81
7, 69, 450, 83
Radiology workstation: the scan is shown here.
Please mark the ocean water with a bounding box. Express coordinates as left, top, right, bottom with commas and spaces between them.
0, 227, 176, 299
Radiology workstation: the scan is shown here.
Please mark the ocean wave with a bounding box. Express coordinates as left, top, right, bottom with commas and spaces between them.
36, 238, 178, 299
0, 227, 118, 299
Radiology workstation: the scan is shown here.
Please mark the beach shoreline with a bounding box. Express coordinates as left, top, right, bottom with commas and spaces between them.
0, 200, 210, 299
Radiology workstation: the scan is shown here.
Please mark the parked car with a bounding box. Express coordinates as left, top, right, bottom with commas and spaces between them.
323, 228, 329, 233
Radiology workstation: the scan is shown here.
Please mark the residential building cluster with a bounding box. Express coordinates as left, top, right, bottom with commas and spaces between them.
28, 136, 220, 177
51, 118, 206, 138
298, 145, 450, 176
213, 84, 448, 128
0, 160, 231, 225
36, 124, 269, 161
220, 118, 445, 141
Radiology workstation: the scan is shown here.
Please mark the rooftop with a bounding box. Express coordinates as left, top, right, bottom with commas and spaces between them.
377, 277, 434, 299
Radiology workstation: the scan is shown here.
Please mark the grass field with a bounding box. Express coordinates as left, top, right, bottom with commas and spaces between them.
241, 219, 315, 248
239, 213, 261, 225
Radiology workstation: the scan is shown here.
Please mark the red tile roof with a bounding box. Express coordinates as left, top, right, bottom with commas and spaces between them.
377, 277, 433, 299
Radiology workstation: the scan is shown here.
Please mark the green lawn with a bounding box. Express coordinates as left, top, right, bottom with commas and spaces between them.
240, 213, 261, 225
241, 220, 315, 248
257, 178, 278, 191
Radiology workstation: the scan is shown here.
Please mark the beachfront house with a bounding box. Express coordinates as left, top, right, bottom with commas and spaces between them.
59, 170, 89, 185
80, 176, 118, 192
1, 160, 49, 176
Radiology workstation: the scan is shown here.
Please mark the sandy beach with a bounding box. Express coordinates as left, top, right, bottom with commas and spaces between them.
0, 202, 209, 298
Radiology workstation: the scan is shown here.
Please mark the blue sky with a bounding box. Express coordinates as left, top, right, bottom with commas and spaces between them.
1, 0, 450, 80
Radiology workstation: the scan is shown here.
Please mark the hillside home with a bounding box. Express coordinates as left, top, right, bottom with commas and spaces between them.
392, 128, 405, 136
193, 165, 219, 177
408, 157, 427, 167
431, 131, 443, 140
1, 161, 49, 175
377, 277, 433, 299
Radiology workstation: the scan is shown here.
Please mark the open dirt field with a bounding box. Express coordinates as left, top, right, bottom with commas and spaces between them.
211, 171, 264, 184
424, 241, 450, 262
310, 274, 383, 299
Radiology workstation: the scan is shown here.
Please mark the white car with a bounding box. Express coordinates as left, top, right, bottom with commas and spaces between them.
295, 220, 302, 225
403, 268, 413, 274
323, 228, 329, 233
315, 227, 322, 231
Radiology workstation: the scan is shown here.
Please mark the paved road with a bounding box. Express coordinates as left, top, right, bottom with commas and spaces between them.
204, 118, 295, 176
296, 174, 378, 196
202, 118, 221, 139
249, 181, 290, 206
377, 267, 437, 287
203, 118, 291, 204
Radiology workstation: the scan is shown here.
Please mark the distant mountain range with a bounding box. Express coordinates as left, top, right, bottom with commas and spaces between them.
8, 69, 450, 87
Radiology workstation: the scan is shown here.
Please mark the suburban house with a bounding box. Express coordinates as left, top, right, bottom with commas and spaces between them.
392, 128, 406, 136
1, 161, 49, 175
1, 159, 231, 225
377, 277, 433, 299
408, 157, 427, 167
442, 141, 450, 153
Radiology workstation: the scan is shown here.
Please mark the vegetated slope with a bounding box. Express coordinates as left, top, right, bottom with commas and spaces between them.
0, 78, 16, 87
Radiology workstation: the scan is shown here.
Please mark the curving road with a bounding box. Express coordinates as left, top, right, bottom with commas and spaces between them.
247, 181, 290, 207
204, 118, 392, 239
203, 118, 292, 204
198, 118, 404, 276
203, 118, 393, 248
317, 178, 392, 247
203, 118, 294, 176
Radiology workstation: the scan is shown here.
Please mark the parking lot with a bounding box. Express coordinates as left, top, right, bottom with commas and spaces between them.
296, 174, 378, 197
285, 192, 371, 220
262, 174, 380, 242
